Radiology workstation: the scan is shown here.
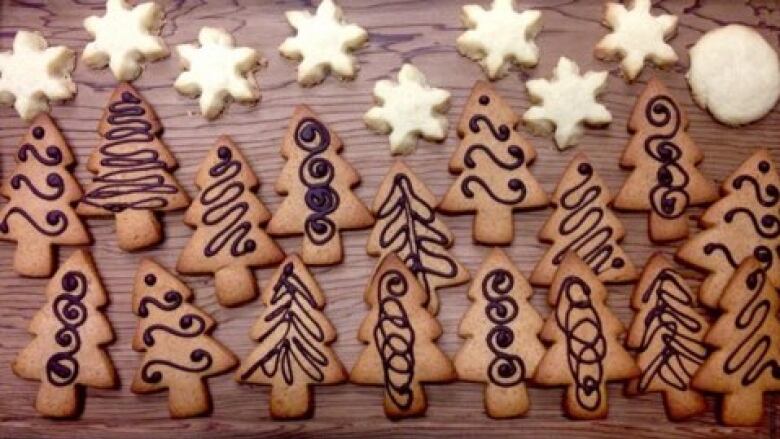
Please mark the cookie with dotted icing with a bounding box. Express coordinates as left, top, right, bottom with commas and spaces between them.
625, 253, 708, 421
0, 113, 90, 277
177, 136, 284, 307
439, 81, 548, 245
692, 257, 780, 426
12, 250, 116, 418
614, 78, 718, 242
267, 105, 374, 265
677, 149, 780, 308
351, 252, 456, 418
534, 252, 639, 419
237, 254, 347, 419
454, 248, 545, 418
531, 153, 637, 286
131, 258, 238, 418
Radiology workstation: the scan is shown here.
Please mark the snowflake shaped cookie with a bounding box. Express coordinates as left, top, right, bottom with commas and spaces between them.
364, 63, 450, 155
594, 0, 677, 81
279, 0, 368, 86
523, 57, 611, 150
83, 0, 169, 81
457, 0, 542, 80
174, 27, 261, 119
0, 31, 76, 121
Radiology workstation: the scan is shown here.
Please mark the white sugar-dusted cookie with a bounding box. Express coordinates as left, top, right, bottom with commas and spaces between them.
0, 31, 75, 121
523, 57, 611, 149
594, 0, 677, 82
83, 0, 169, 81
174, 27, 261, 120
457, 0, 542, 80
687, 24, 780, 126
364, 64, 450, 155
279, 0, 368, 86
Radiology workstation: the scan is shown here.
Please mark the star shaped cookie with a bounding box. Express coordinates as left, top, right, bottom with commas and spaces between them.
0, 31, 76, 121
364, 63, 450, 155
594, 0, 678, 81
174, 27, 261, 119
457, 0, 542, 80
523, 57, 611, 150
279, 0, 368, 86
83, 0, 169, 81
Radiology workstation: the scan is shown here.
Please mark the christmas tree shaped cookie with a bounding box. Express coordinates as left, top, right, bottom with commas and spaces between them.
614, 78, 718, 242
439, 81, 548, 245
350, 253, 456, 418
131, 258, 237, 418
237, 254, 347, 419
454, 248, 545, 418
368, 160, 469, 315
78, 82, 190, 251
12, 250, 116, 418
534, 252, 639, 419
693, 257, 780, 426
267, 105, 373, 265
531, 153, 637, 286
177, 136, 284, 307
0, 114, 90, 277
625, 253, 709, 421
677, 149, 780, 308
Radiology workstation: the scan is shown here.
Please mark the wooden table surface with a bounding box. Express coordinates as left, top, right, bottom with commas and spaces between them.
1, 0, 779, 438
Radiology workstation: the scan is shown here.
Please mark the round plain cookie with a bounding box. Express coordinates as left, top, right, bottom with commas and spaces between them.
687, 24, 780, 126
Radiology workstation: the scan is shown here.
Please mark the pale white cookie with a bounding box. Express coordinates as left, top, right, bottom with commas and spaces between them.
687, 24, 780, 126
594, 0, 677, 82
279, 0, 368, 86
364, 64, 450, 155
174, 27, 261, 119
83, 0, 169, 81
457, 0, 542, 80
523, 57, 611, 149
0, 31, 75, 121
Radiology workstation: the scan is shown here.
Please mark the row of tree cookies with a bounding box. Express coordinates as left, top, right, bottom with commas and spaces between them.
1, 79, 777, 425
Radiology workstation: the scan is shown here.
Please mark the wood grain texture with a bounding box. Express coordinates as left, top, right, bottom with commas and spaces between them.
0, 0, 779, 437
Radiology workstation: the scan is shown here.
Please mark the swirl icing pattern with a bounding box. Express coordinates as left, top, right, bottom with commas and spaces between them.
482, 268, 525, 387
46, 271, 88, 387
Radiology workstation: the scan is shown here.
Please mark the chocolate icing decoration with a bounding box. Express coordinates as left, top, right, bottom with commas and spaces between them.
239, 262, 328, 384
373, 269, 416, 410
46, 271, 88, 387
483, 268, 525, 387
141, 349, 213, 384
294, 117, 339, 246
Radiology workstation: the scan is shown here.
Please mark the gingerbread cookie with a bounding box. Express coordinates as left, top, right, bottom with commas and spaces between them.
0, 114, 90, 277
454, 248, 545, 418
677, 149, 780, 308
78, 82, 190, 251
279, 0, 368, 86
594, 0, 678, 81
267, 105, 374, 265
131, 258, 238, 418
456, 0, 542, 80
0, 30, 76, 121
534, 252, 639, 419
82, 0, 169, 81
177, 136, 284, 307
175, 27, 262, 119
368, 160, 470, 315
237, 254, 347, 419
12, 250, 116, 418
614, 78, 719, 242
523, 57, 611, 149
439, 81, 548, 245
693, 257, 780, 426
625, 253, 708, 421
364, 63, 451, 155
531, 153, 637, 286
351, 253, 456, 418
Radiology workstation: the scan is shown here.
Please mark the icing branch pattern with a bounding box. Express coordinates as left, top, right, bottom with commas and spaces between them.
46, 271, 88, 387
483, 268, 525, 387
